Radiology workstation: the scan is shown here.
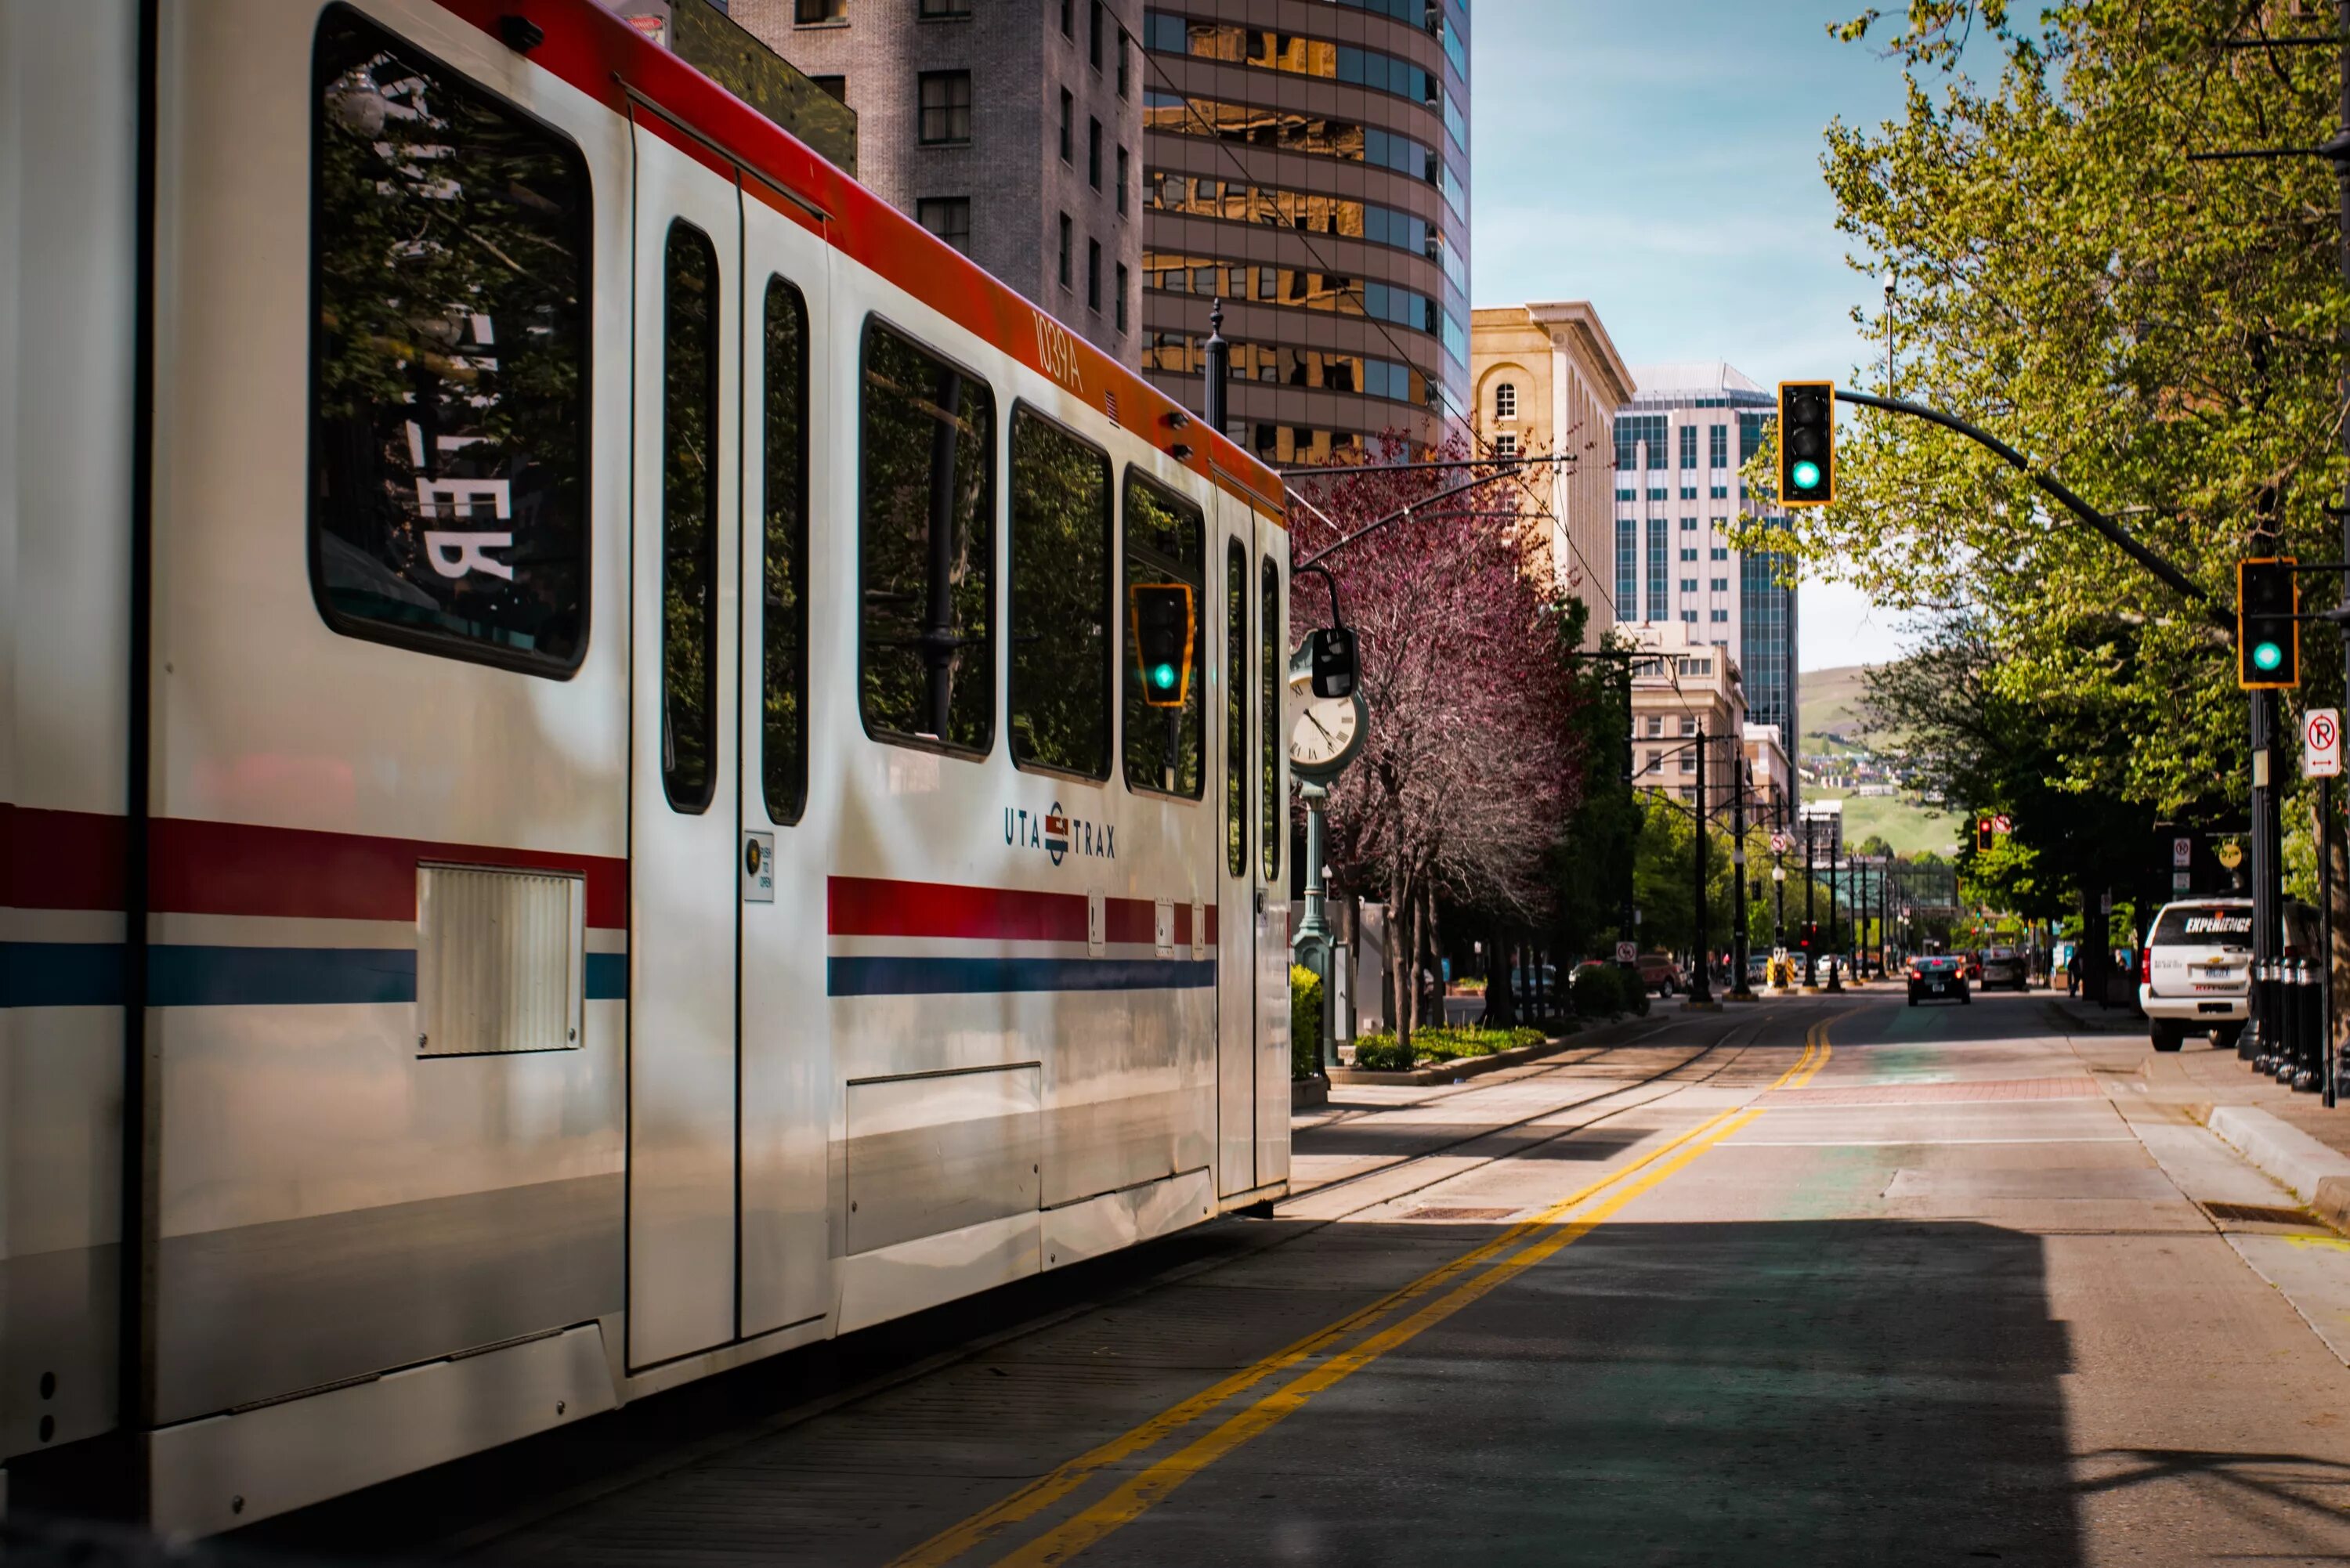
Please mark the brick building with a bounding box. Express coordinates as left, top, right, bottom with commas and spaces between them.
735, 0, 1145, 356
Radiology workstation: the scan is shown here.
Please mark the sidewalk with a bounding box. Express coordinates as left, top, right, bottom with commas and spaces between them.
2053, 992, 2350, 1226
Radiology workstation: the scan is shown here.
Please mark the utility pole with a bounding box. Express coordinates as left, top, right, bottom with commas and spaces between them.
1730, 740, 1753, 1000
1690, 728, 1714, 1006
1803, 815, 1818, 990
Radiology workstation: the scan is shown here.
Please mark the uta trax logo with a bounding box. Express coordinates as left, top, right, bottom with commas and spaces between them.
1005, 801, 1115, 865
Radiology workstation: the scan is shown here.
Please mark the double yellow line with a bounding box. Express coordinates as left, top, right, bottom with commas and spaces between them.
893, 1020, 1835, 1567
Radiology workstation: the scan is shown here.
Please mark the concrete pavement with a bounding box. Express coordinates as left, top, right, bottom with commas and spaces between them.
243, 991, 2350, 1566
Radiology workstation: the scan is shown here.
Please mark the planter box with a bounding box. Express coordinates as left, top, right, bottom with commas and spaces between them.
1330, 1028, 1580, 1087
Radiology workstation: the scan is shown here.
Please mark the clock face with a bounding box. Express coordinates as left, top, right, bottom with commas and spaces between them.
1290, 694, 1363, 775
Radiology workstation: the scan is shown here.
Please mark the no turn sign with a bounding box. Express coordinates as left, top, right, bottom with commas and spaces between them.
2306, 708, 2341, 779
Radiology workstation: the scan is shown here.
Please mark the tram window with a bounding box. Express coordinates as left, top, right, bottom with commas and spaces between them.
1260, 555, 1280, 881
860, 320, 996, 755
1122, 473, 1204, 797
309, 8, 591, 675
1226, 539, 1248, 876
762, 276, 811, 826
1008, 408, 1112, 779
660, 221, 720, 814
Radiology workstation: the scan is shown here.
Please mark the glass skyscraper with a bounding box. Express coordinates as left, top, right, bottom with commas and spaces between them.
1611, 363, 1801, 758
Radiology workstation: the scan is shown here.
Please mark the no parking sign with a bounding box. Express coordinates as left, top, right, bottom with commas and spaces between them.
2305, 708, 2340, 779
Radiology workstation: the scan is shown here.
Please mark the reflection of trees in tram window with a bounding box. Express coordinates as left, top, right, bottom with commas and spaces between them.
1226, 540, 1249, 876
660, 221, 720, 813
1260, 555, 1280, 880
310, 8, 590, 673
1123, 474, 1205, 798
860, 322, 996, 756
1009, 410, 1113, 780
762, 277, 810, 825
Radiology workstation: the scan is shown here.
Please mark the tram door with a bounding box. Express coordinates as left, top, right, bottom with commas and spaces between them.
1216, 522, 1258, 1196
627, 121, 744, 1371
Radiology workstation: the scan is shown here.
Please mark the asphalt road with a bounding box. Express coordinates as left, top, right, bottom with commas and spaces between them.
246, 991, 2350, 1566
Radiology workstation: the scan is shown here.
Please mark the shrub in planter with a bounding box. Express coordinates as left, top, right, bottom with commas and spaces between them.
1289, 964, 1324, 1080
1350, 1031, 1412, 1071
1571, 963, 1618, 1018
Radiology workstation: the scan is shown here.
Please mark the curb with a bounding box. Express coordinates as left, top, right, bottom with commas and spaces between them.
2206, 1104, 2350, 1234
1289, 1075, 1330, 1111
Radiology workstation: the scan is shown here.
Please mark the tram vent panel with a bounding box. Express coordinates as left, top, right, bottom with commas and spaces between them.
416, 864, 588, 1056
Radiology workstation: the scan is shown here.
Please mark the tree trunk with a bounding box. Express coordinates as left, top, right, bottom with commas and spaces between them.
1422, 884, 1443, 1031
1389, 865, 1415, 1055
2079, 882, 2110, 1008
1484, 921, 1517, 1028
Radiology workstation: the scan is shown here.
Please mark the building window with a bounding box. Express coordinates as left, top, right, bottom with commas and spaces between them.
1709, 424, 1728, 467
1680, 517, 1698, 531
1058, 213, 1072, 287
660, 221, 721, 813
1115, 263, 1130, 331
1645, 518, 1666, 621
919, 0, 971, 14
1680, 577, 1698, 594
1493, 434, 1517, 457
1124, 473, 1206, 797
1088, 116, 1101, 186
1495, 381, 1517, 421
917, 197, 971, 254
1679, 486, 1697, 500
1711, 608, 1730, 623
795, 0, 844, 21
859, 321, 996, 755
812, 74, 847, 100
1060, 89, 1073, 162
1116, 146, 1130, 213
1087, 237, 1102, 311
1061, 0, 1072, 35
1679, 424, 1697, 468
919, 70, 971, 143
1119, 32, 1130, 95
1710, 485, 1729, 500
1712, 576, 1729, 592
1090, 0, 1103, 67
1645, 716, 1663, 738
761, 276, 811, 826
310, 9, 590, 677
1679, 547, 1697, 562
1009, 407, 1113, 778
1711, 545, 1728, 561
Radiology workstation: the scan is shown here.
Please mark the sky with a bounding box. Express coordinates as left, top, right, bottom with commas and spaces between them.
1469, 0, 1925, 672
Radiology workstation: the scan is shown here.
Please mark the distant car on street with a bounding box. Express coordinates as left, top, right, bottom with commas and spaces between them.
1908, 955, 1969, 1006
1746, 952, 1770, 988
1979, 946, 2026, 990
1636, 952, 1685, 997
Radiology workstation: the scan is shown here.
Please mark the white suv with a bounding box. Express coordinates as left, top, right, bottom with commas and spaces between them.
2138, 898, 2313, 1052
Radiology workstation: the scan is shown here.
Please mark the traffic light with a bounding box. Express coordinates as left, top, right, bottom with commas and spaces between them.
1130, 582, 1195, 708
2237, 557, 2299, 690
1777, 380, 1835, 506
1976, 815, 1994, 853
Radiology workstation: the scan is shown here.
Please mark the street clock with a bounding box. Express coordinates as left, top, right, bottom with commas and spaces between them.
1289, 691, 1367, 781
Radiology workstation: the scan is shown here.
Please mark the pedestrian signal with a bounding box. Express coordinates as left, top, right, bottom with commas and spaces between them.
1777, 381, 1835, 507
2237, 558, 2299, 691
1130, 583, 1195, 709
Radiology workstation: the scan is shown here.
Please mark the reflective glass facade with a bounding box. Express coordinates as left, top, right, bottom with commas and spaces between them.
1140, 0, 1470, 457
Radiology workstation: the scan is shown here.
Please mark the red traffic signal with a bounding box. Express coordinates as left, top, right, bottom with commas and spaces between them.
1975, 816, 1995, 853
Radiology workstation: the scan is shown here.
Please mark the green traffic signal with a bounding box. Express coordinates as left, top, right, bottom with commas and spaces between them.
1791, 460, 1821, 490
2236, 558, 2299, 689
1152, 662, 1177, 690
2253, 641, 2283, 673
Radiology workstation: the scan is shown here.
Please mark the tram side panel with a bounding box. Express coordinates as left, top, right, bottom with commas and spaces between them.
141, 0, 631, 1487
0, 0, 140, 1465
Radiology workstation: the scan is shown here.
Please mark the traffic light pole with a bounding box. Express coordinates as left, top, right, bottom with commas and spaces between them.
1730, 742, 1753, 1001
1690, 731, 1715, 1008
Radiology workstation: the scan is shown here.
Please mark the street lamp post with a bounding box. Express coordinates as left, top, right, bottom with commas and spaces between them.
1689, 728, 1714, 1007
1730, 742, 1753, 1001
1802, 816, 1818, 990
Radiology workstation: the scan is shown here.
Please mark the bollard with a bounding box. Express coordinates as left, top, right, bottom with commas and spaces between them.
2240, 960, 2261, 1061
2297, 958, 2323, 1093
2275, 959, 2303, 1086
2247, 963, 2265, 1071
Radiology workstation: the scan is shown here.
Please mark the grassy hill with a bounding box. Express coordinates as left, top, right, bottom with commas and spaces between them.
1795, 663, 1954, 856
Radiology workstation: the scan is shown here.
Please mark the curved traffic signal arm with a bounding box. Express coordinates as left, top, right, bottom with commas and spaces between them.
1777, 380, 1835, 506
1130, 582, 1196, 709
2237, 558, 2300, 691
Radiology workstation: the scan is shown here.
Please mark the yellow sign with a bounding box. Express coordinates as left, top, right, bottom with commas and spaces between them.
2215, 840, 2244, 871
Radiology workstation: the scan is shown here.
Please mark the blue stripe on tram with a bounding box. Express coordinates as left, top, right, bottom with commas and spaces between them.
0, 944, 632, 1007
828, 956, 1218, 997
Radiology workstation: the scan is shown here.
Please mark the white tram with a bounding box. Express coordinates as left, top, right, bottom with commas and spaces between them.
0, 0, 1292, 1530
